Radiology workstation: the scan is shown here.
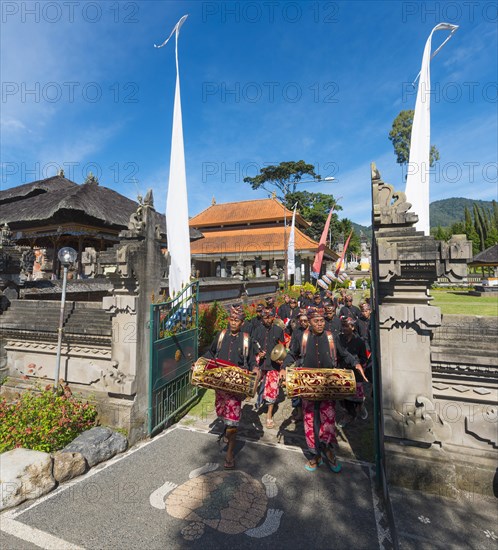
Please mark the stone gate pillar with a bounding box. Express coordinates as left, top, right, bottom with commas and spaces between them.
371, 164, 472, 495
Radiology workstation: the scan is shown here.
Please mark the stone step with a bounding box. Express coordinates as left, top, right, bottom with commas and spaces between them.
431, 349, 498, 367
432, 338, 498, 351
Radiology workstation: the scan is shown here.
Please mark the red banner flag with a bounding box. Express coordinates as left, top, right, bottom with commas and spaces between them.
312, 207, 335, 276
335, 230, 353, 274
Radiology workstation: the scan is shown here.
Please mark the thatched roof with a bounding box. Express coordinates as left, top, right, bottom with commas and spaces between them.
0, 175, 77, 204
0, 176, 203, 241
471, 244, 498, 266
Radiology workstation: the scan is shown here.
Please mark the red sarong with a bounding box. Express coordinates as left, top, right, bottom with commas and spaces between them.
263, 370, 280, 404
215, 390, 242, 426
302, 399, 337, 452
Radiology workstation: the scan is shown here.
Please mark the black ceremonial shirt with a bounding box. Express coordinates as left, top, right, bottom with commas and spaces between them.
283, 330, 358, 370
252, 323, 285, 371
203, 330, 257, 370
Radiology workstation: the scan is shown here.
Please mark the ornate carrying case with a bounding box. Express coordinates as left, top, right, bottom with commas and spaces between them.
286, 366, 356, 400
191, 357, 258, 398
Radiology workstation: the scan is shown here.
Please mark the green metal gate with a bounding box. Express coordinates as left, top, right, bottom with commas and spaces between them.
148, 282, 199, 435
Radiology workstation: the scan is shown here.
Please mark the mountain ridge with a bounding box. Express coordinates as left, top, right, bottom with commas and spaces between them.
350, 198, 495, 234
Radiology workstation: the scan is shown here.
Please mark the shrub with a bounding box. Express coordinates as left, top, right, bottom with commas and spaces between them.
0, 384, 98, 453
198, 301, 229, 349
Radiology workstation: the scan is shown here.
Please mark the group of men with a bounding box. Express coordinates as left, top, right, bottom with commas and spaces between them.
202, 289, 372, 472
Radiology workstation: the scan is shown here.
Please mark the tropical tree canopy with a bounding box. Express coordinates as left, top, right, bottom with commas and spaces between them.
389, 110, 440, 167
243, 160, 319, 199
245, 161, 362, 255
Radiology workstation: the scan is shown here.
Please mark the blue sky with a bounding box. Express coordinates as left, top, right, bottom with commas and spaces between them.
1, 0, 496, 226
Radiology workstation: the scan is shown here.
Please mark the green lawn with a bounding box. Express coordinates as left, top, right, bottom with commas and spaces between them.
180, 388, 215, 422
430, 290, 498, 316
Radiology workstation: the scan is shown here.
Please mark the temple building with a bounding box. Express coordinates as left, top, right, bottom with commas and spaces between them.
189, 197, 338, 282
0, 172, 202, 279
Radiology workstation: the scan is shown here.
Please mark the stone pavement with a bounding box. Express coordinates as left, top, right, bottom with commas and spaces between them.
1, 391, 496, 549
1, 414, 392, 549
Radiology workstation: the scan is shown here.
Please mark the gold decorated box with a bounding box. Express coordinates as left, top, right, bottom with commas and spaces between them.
286, 366, 356, 400
191, 357, 258, 399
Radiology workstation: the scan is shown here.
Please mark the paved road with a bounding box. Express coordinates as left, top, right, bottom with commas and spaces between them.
1, 425, 391, 549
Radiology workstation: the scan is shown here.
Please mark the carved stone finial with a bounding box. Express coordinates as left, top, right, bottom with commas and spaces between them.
58, 168, 65, 177
270, 191, 277, 199
143, 189, 154, 208
371, 162, 381, 181
211, 196, 216, 205
84, 172, 99, 185
372, 165, 417, 228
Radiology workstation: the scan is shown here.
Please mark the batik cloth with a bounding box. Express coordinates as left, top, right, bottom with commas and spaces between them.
346, 381, 364, 403
302, 398, 337, 453
263, 369, 280, 404
215, 390, 242, 426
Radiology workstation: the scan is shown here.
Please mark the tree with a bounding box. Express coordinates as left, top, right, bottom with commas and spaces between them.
433, 225, 447, 241
337, 218, 361, 256
389, 110, 440, 168
283, 191, 341, 242
243, 160, 319, 199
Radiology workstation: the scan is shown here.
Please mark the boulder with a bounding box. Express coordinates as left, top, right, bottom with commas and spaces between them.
62, 427, 128, 468
52, 451, 86, 483
0, 448, 55, 510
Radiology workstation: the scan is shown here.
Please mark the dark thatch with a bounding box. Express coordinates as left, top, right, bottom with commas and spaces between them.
0, 175, 77, 204
471, 244, 498, 266
0, 177, 203, 241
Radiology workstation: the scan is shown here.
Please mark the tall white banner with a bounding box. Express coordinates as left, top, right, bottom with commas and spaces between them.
405, 23, 458, 235
287, 204, 297, 276
155, 15, 191, 298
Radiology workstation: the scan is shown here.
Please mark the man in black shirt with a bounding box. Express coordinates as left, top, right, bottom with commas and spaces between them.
312, 292, 324, 309
287, 312, 309, 422
264, 296, 277, 316
357, 303, 371, 351
252, 308, 285, 429
277, 294, 291, 321
339, 294, 361, 322
282, 308, 363, 473
324, 303, 342, 336
203, 311, 257, 469
249, 303, 265, 335
301, 290, 314, 308
338, 317, 369, 425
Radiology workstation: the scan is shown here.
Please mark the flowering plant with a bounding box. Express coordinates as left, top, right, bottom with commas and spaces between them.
0, 383, 97, 453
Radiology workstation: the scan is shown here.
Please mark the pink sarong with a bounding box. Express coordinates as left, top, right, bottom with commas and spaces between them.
263, 370, 280, 404
302, 398, 337, 452
215, 390, 242, 426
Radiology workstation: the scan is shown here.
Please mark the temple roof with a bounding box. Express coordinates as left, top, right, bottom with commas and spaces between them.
189, 198, 311, 229
471, 244, 498, 266
0, 175, 77, 204
190, 225, 338, 258
0, 176, 203, 241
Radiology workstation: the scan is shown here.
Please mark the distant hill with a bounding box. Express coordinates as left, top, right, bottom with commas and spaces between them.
351, 221, 371, 237
430, 198, 494, 228
349, 198, 495, 233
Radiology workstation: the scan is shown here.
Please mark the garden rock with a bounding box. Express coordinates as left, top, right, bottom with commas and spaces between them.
62, 427, 128, 468
0, 448, 55, 510
53, 451, 87, 483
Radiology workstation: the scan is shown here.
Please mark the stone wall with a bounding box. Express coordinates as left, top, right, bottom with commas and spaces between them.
371, 164, 497, 498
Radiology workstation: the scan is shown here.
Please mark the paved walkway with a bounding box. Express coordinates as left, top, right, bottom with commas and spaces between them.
2, 424, 390, 549
2, 392, 496, 549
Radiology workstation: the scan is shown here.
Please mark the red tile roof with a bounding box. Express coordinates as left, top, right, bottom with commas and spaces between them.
189, 198, 310, 228
190, 225, 337, 258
